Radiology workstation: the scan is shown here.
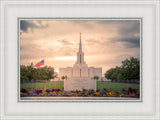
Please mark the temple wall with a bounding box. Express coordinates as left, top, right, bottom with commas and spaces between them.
72, 66, 80, 77
89, 67, 102, 80
94, 68, 102, 80
64, 77, 96, 91
59, 67, 102, 80
59, 67, 73, 78
81, 67, 88, 77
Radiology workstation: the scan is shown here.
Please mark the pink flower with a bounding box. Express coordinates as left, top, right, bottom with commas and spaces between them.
88, 94, 93, 97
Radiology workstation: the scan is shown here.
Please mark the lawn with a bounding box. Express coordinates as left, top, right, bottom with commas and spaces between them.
21, 81, 139, 91
97, 81, 139, 90
21, 82, 64, 90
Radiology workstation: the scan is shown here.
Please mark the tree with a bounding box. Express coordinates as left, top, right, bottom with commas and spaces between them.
121, 57, 140, 80
105, 57, 140, 81
93, 76, 99, 81
20, 66, 28, 82
105, 67, 121, 81
104, 68, 115, 80
61, 76, 65, 81
20, 64, 56, 82
92, 76, 99, 90
61, 75, 67, 81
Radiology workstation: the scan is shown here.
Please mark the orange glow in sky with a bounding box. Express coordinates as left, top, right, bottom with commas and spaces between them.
20, 20, 140, 75
54, 56, 76, 60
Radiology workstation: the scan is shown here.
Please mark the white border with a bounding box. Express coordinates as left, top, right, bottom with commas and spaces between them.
0, 0, 159, 120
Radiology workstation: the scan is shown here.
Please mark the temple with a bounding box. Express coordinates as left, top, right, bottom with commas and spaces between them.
59, 33, 102, 91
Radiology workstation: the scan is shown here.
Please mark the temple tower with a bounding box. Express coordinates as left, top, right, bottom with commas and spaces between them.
76, 32, 85, 64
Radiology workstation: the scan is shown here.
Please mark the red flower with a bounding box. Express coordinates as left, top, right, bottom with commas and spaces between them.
35, 89, 42, 94
53, 88, 60, 92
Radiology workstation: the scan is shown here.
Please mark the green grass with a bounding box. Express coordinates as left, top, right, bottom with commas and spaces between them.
21, 82, 64, 90
97, 81, 139, 90
21, 81, 139, 91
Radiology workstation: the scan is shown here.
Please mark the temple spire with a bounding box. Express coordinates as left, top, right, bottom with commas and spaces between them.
79, 32, 82, 52
76, 32, 85, 64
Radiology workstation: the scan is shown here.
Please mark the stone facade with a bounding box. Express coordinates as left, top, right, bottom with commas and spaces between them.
59, 33, 102, 91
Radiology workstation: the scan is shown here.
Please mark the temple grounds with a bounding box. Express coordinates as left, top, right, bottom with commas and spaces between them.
21, 81, 139, 91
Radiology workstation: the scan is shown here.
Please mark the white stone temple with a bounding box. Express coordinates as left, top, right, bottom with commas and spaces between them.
59, 33, 102, 91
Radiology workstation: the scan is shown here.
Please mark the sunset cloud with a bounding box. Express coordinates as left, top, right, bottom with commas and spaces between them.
20, 20, 140, 75
20, 20, 48, 32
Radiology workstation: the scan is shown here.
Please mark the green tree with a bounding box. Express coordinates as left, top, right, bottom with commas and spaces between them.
93, 76, 99, 81
104, 68, 115, 80
121, 57, 140, 80
20, 66, 28, 82
61, 76, 65, 81
105, 67, 121, 81
20, 64, 56, 82
105, 57, 140, 81
61, 75, 67, 81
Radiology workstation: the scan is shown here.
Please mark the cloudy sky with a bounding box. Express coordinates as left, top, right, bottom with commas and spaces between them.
20, 20, 140, 76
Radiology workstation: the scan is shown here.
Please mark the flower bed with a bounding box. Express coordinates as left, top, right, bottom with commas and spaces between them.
20, 87, 139, 98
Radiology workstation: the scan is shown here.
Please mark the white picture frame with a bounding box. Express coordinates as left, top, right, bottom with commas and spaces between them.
0, 0, 159, 120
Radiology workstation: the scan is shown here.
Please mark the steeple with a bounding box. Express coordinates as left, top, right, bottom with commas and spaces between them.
79, 32, 82, 52
76, 32, 85, 64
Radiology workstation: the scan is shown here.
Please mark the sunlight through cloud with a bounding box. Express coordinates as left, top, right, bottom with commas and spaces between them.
54, 56, 76, 60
